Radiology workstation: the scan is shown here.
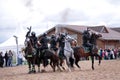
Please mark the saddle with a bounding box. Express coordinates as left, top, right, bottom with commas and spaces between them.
82, 46, 90, 53
25, 47, 36, 58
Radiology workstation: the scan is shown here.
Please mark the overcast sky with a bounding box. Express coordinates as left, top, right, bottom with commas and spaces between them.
0, 0, 120, 43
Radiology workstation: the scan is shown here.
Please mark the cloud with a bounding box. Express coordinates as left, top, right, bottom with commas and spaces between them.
43, 8, 89, 23
106, 0, 120, 6
0, 0, 120, 44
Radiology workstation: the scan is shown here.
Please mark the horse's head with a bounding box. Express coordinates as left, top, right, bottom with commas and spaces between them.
90, 32, 102, 45
91, 32, 102, 38
24, 38, 32, 47
71, 39, 77, 47
65, 35, 73, 42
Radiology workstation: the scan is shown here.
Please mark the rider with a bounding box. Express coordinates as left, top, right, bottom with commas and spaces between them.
39, 33, 49, 57
30, 31, 38, 55
57, 33, 66, 58
82, 28, 93, 54
25, 27, 37, 55
30, 32, 37, 48
50, 34, 58, 54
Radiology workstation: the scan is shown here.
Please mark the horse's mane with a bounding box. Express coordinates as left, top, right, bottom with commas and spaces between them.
25, 40, 33, 54
90, 33, 102, 45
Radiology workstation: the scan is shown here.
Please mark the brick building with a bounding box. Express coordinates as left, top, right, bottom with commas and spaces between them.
38, 24, 120, 49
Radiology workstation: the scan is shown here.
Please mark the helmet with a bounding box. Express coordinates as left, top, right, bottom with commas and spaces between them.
61, 33, 65, 38
51, 34, 55, 38
43, 33, 47, 37
31, 31, 36, 36
83, 30, 88, 34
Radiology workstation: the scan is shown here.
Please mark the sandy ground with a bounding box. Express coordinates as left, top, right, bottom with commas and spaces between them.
0, 60, 120, 80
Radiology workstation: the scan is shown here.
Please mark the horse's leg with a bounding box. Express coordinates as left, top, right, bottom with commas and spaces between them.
75, 58, 81, 69
69, 57, 74, 67
56, 61, 62, 72
36, 50, 40, 72
31, 57, 36, 73
94, 53, 102, 65
50, 59, 54, 70
41, 58, 48, 72
32, 64, 36, 73
91, 55, 94, 70
52, 61, 56, 72
70, 50, 75, 68
53, 56, 62, 72
38, 64, 40, 72
66, 57, 71, 72
27, 60, 32, 74
59, 58, 65, 70
37, 58, 40, 72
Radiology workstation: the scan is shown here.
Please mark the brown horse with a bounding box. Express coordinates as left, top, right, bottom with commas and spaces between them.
71, 33, 102, 70
39, 49, 62, 72
24, 39, 37, 73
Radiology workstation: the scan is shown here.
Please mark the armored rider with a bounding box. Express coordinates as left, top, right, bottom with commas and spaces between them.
82, 28, 93, 54
57, 33, 66, 58
50, 34, 58, 54
39, 33, 49, 57
25, 27, 37, 55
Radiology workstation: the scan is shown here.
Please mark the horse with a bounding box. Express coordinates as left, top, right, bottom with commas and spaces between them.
64, 36, 75, 71
72, 32, 102, 70
39, 48, 62, 72
24, 38, 38, 73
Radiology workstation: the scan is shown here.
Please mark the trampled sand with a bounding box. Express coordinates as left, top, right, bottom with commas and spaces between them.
0, 60, 120, 80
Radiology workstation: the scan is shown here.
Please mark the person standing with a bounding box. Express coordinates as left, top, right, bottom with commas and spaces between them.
0, 52, 4, 67
7, 50, 13, 67
17, 51, 23, 65
4, 51, 8, 67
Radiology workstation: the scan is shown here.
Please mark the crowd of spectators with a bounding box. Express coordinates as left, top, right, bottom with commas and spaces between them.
98, 48, 120, 60
0, 50, 25, 68
0, 50, 13, 67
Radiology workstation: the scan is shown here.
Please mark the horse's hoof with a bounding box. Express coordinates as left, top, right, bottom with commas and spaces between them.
28, 71, 32, 74
33, 70, 36, 73
92, 68, 94, 70
41, 69, 46, 73
62, 67, 66, 70
38, 70, 40, 73
98, 63, 100, 66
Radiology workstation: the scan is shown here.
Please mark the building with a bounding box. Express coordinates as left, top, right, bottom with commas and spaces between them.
38, 24, 120, 49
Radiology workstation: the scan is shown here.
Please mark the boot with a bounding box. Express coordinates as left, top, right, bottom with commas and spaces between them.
90, 48, 93, 55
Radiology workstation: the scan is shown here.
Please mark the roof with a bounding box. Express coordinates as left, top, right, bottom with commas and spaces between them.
55, 24, 88, 33
88, 25, 109, 33
111, 27, 120, 33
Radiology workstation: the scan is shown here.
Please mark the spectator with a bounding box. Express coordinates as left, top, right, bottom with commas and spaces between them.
4, 51, 9, 67
110, 49, 115, 59
107, 49, 111, 60
17, 51, 23, 65
104, 49, 108, 60
7, 50, 13, 67
0, 52, 4, 67
118, 48, 120, 58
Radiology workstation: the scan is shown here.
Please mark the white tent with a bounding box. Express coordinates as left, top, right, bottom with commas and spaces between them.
0, 26, 25, 53
0, 26, 26, 65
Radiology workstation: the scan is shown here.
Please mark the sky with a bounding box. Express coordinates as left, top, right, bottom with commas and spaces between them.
0, 0, 120, 43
